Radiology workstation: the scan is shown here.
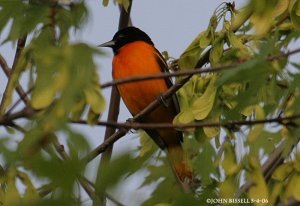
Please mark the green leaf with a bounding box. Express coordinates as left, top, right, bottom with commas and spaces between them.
1, 2, 49, 42
249, 130, 282, 156
193, 140, 217, 184
291, 0, 300, 30
66, 130, 90, 157
192, 75, 217, 120
97, 153, 141, 190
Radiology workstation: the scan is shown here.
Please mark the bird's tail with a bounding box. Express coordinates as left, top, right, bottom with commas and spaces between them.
167, 145, 193, 192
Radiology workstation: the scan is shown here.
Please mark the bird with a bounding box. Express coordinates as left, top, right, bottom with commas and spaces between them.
99, 26, 192, 191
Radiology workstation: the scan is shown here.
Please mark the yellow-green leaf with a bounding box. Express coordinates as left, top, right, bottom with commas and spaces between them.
232, 5, 253, 31
248, 157, 269, 202
241, 105, 255, 116
17, 171, 40, 203
203, 126, 220, 139
272, 162, 293, 181
203, 116, 220, 139
179, 33, 204, 70
4, 168, 21, 206
84, 88, 105, 114
227, 31, 248, 50
199, 31, 211, 49
222, 142, 239, 175
0, 53, 27, 114
273, 0, 289, 17
173, 110, 194, 124
291, 0, 300, 30
247, 106, 265, 142
209, 40, 224, 66
103, 0, 109, 6
31, 84, 56, 109
192, 75, 217, 120
285, 173, 300, 201
87, 108, 100, 125
139, 131, 156, 157
53, 67, 69, 90
269, 182, 283, 206
115, 0, 130, 11
70, 98, 86, 121
220, 176, 236, 198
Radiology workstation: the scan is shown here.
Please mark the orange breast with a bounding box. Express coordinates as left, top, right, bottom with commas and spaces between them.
112, 41, 168, 115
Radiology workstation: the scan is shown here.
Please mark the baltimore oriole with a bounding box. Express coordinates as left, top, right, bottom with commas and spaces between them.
99, 27, 192, 190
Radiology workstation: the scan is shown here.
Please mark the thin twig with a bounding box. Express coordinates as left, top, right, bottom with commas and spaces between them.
94, 2, 133, 206
73, 113, 300, 130
12, 36, 27, 71
0, 54, 30, 105
100, 48, 300, 88
6, 87, 33, 114
0, 106, 35, 126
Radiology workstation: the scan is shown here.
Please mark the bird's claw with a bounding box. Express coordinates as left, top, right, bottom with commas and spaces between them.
158, 93, 168, 108
126, 118, 134, 123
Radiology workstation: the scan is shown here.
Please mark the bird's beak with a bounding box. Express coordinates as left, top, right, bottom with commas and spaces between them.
98, 40, 115, 48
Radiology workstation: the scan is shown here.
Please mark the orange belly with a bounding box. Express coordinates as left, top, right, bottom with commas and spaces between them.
112, 41, 168, 115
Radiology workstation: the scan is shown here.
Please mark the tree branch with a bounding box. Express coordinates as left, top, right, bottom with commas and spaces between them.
73, 113, 300, 130
94, 1, 133, 206
0, 36, 29, 115
100, 48, 300, 89
0, 54, 30, 106
12, 36, 27, 71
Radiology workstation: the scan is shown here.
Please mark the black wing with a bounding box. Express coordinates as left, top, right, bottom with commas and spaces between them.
154, 49, 183, 143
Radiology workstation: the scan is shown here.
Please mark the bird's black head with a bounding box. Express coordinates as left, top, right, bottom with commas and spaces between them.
98, 27, 154, 54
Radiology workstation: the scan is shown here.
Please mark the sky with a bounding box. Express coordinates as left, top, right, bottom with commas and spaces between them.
0, 0, 248, 205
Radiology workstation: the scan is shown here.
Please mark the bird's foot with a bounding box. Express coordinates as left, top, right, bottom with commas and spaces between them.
126, 118, 136, 133
158, 93, 168, 108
